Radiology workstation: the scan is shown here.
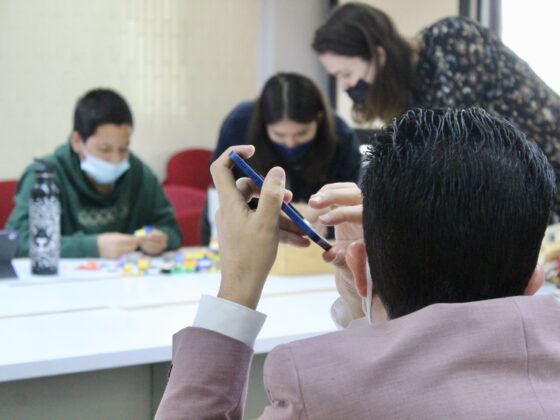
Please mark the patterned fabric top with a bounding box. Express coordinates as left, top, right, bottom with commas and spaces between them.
412, 17, 560, 214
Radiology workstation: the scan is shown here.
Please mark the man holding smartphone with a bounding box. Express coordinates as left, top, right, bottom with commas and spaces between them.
157, 108, 560, 418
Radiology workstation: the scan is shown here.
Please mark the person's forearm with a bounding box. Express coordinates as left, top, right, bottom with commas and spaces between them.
155, 326, 253, 420
218, 275, 265, 310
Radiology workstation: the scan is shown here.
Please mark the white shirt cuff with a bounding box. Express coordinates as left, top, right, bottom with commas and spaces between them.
193, 295, 267, 348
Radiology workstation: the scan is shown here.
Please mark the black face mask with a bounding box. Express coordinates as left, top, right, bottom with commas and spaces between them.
345, 79, 371, 104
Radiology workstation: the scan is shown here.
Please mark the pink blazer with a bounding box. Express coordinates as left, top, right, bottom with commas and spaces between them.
156, 295, 560, 419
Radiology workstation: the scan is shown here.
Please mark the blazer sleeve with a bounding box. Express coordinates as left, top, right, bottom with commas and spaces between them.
155, 327, 254, 420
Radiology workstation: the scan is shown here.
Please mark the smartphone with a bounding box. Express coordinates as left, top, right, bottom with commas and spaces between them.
229, 151, 332, 251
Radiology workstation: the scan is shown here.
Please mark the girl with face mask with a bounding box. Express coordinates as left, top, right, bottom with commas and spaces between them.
313, 3, 560, 217
201, 73, 362, 245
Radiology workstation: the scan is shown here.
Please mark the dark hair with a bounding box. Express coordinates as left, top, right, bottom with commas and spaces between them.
312, 2, 418, 123
362, 108, 556, 319
73, 88, 134, 141
247, 73, 337, 183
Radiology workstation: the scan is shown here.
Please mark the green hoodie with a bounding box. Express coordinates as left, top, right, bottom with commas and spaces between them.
7, 142, 182, 257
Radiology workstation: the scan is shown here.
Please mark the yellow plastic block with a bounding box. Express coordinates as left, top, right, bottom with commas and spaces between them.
138, 259, 150, 271
123, 263, 133, 275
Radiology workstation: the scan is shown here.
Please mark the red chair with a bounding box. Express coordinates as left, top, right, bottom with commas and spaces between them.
0, 180, 18, 228
175, 208, 203, 247
164, 185, 207, 246
163, 148, 213, 191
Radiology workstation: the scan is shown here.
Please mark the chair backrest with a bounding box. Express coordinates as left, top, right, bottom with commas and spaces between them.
164, 185, 207, 246
163, 148, 213, 191
164, 185, 206, 212
0, 180, 18, 229
175, 208, 203, 247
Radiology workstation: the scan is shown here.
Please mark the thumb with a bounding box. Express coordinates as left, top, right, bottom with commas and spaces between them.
255, 166, 285, 227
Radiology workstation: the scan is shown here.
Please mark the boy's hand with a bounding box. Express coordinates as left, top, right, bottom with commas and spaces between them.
97, 233, 139, 259
139, 229, 168, 255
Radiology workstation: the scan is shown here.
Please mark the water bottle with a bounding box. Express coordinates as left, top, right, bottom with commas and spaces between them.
29, 160, 60, 275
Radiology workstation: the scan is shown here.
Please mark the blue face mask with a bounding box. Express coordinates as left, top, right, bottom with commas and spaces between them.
80, 149, 130, 184
271, 142, 313, 162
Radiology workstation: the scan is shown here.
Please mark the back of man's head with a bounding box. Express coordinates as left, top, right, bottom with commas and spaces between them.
73, 88, 133, 141
362, 108, 556, 319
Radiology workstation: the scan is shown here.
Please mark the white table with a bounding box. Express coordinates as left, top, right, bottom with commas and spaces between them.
4, 258, 554, 420
0, 257, 338, 419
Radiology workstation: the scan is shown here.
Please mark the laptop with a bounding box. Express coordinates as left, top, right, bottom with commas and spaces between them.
0, 230, 19, 280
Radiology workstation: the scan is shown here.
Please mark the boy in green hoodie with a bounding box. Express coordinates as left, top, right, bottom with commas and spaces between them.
6, 88, 182, 258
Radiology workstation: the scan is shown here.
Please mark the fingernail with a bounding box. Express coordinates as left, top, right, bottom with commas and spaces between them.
269, 167, 284, 178
310, 194, 323, 204
319, 213, 332, 223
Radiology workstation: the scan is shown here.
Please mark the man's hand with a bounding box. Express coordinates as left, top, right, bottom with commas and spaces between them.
211, 145, 309, 309
309, 183, 365, 320
97, 233, 140, 259
291, 202, 329, 237
139, 229, 168, 255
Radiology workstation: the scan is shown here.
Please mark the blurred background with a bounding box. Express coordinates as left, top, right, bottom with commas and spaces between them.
2, 0, 557, 179
7, 0, 548, 180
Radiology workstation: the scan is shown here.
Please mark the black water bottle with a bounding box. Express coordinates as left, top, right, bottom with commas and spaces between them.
29, 160, 60, 275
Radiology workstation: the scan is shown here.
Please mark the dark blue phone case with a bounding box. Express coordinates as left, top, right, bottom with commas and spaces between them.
229, 151, 332, 251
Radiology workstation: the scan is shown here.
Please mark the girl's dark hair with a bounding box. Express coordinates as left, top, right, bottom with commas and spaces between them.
312, 2, 419, 123
246, 73, 337, 183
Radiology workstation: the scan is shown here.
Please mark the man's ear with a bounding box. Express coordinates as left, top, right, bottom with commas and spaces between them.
70, 131, 83, 154
346, 240, 369, 298
524, 265, 544, 296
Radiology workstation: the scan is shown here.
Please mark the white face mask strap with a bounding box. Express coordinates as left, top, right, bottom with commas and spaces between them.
360, 260, 374, 325
365, 267, 373, 324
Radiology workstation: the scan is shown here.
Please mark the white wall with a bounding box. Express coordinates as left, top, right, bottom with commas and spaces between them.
502, 0, 560, 94
0, 0, 259, 180
0, 0, 460, 179
258, 0, 330, 92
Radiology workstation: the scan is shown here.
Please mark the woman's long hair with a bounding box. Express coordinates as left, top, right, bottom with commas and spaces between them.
313, 2, 419, 123
247, 73, 337, 183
